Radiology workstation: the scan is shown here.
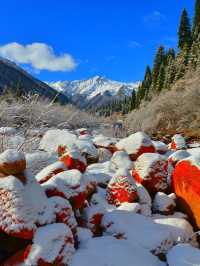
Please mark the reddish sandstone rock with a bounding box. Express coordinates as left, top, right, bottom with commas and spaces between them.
77, 128, 90, 136
116, 132, 155, 161
132, 153, 168, 195
93, 135, 118, 154
60, 147, 87, 173
23, 224, 74, 266
83, 206, 104, 236
169, 134, 187, 151
42, 169, 87, 210
107, 170, 138, 206
35, 161, 67, 184
172, 156, 200, 228
0, 149, 26, 176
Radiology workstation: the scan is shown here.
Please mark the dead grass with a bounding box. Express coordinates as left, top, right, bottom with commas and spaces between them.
125, 71, 200, 138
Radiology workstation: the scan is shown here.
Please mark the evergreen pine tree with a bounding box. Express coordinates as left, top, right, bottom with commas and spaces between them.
156, 63, 165, 92
175, 44, 190, 81
192, 0, 200, 40
151, 46, 165, 89
130, 90, 136, 110
163, 56, 176, 89
178, 8, 192, 50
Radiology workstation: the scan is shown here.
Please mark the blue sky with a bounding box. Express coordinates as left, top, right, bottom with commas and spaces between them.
0, 0, 194, 82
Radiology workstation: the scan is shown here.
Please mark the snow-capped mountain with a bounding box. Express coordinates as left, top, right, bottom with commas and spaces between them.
48, 76, 139, 108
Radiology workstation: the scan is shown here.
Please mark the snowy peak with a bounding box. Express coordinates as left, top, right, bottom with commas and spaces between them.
48, 76, 139, 108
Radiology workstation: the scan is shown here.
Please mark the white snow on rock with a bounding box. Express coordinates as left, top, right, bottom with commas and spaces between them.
153, 192, 176, 214
117, 202, 141, 213
134, 153, 167, 180
187, 147, 200, 157
152, 140, 168, 154
98, 147, 112, 162
75, 139, 98, 158
0, 149, 25, 163
167, 244, 200, 266
171, 134, 187, 150
168, 150, 190, 164
35, 161, 67, 183
70, 236, 164, 266
39, 129, 77, 153
93, 134, 117, 147
102, 211, 174, 255
110, 150, 133, 170
25, 223, 75, 265
153, 217, 195, 245
26, 151, 58, 175
86, 161, 115, 185
41, 169, 85, 199
116, 131, 153, 155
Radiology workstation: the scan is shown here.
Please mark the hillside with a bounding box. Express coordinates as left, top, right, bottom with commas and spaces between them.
48, 76, 139, 108
0, 57, 68, 104
125, 71, 200, 139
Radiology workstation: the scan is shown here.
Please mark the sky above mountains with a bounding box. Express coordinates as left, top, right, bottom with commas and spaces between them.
0, 0, 194, 82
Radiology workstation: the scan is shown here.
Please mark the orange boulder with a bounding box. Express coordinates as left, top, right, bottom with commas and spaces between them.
172, 156, 200, 228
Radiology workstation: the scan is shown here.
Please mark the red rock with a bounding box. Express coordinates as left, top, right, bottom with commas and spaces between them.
60, 148, 87, 173
2, 248, 27, 266
169, 134, 186, 151
0, 150, 26, 176
116, 132, 156, 161
172, 156, 200, 228
42, 170, 87, 210
132, 153, 168, 195
35, 161, 67, 184
107, 170, 138, 206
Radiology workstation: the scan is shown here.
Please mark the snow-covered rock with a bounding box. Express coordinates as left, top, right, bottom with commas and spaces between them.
98, 147, 112, 162
39, 129, 77, 153
106, 169, 138, 206
25, 223, 75, 266
170, 134, 187, 151
152, 141, 168, 154
35, 161, 67, 183
26, 151, 58, 176
70, 236, 164, 266
132, 153, 168, 195
116, 132, 155, 160
153, 192, 176, 215
42, 170, 86, 209
167, 244, 200, 266
110, 150, 133, 170
102, 211, 174, 255
59, 145, 87, 173
0, 149, 26, 175
86, 161, 115, 186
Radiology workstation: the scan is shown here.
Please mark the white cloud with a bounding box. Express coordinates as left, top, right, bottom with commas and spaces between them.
128, 41, 142, 48
0, 42, 77, 72
143, 11, 166, 24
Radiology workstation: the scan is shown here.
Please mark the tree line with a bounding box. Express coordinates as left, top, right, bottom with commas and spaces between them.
98, 0, 200, 117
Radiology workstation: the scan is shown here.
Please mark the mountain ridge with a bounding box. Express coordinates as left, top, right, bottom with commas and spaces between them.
0, 57, 69, 104
48, 76, 139, 108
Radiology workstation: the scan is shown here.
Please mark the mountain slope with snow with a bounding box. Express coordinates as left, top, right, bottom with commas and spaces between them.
48, 76, 139, 108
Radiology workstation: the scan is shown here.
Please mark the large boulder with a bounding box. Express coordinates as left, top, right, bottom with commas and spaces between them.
132, 153, 168, 195
169, 134, 187, 151
59, 146, 87, 173
70, 236, 164, 266
107, 170, 138, 207
172, 155, 200, 228
167, 244, 200, 266
116, 132, 155, 161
